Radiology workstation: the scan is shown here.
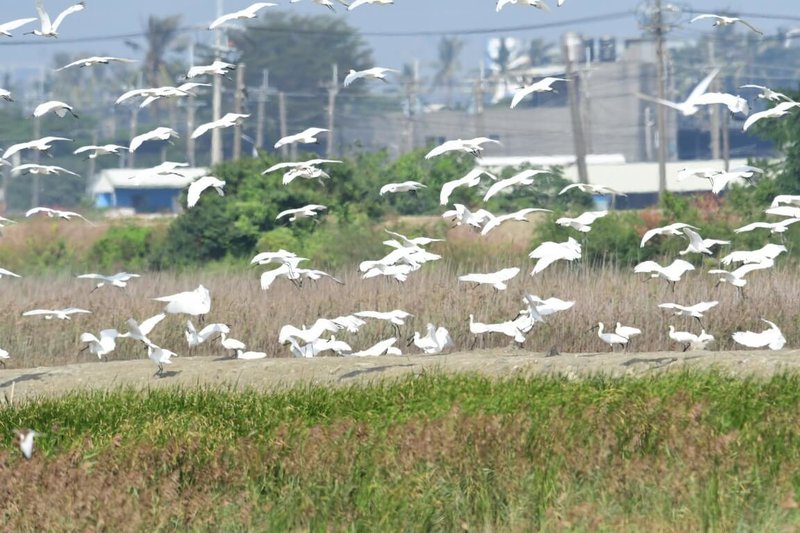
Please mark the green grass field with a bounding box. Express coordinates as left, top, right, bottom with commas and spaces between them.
2, 371, 800, 530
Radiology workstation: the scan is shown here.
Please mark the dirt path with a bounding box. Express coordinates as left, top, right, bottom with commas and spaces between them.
1, 348, 799, 403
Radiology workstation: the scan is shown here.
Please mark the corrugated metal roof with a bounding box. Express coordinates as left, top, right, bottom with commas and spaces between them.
90, 167, 209, 194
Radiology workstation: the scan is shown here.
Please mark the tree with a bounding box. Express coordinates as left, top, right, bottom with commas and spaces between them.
142, 15, 183, 89
432, 36, 464, 108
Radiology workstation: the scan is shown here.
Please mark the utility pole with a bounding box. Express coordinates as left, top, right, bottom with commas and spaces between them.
562, 32, 589, 184
722, 111, 730, 171
186, 37, 197, 166
31, 116, 40, 208
404, 60, 419, 153
278, 91, 288, 157
708, 38, 721, 160
211, 0, 225, 165
233, 62, 246, 160
326, 63, 338, 157
473, 61, 485, 137
256, 69, 269, 150
653, 0, 668, 197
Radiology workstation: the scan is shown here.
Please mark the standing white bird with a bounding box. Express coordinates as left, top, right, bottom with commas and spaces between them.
191, 112, 249, 139
679, 228, 729, 255
690, 14, 762, 35
732, 319, 786, 350
458, 267, 520, 291
154, 285, 211, 320
276, 204, 327, 222
80, 329, 120, 361
209, 2, 277, 29
497, 0, 550, 12
187, 176, 225, 209
23, 307, 91, 320
3, 136, 72, 160
634, 259, 695, 290
379, 181, 427, 195
440, 168, 496, 205
483, 169, 548, 201
556, 210, 608, 232
128, 127, 179, 152
73, 144, 127, 159
591, 322, 630, 351
0, 17, 37, 37
185, 321, 230, 349
0, 348, 8, 368
148, 343, 176, 377
185, 60, 236, 79
640, 222, 698, 247
77, 272, 140, 291
274, 127, 329, 149
348, 0, 394, 10
55, 56, 136, 71
510, 77, 566, 108
425, 137, 501, 159
15, 429, 37, 459
743, 101, 800, 131
30, 0, 85, 37
636, 69, 719, 116
480, 208, 552, 236
558, 183, 627, 196
529, 237, 582, 275
236, 349, 267, 360
343, 67, 399, 87
740, 85, 792, 102
668, 326, 714, 352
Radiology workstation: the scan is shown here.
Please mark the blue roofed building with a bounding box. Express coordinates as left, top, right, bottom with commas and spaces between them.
89, 167, 209, 214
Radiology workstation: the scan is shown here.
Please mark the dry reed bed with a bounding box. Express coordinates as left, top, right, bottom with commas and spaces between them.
2, 256, 797, 369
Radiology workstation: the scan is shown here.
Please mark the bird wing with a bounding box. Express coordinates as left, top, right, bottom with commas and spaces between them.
190, 120, 215, 139
483, 176, 517, 201
0, 267, 21, 278
209, 12, 238, 30
558, 183, 583, 195
510, 84, 536, 109
187, 176, 217, 208
0, 17, 37, 34
737, 18, 763, 35
35, 0, 51, 32
424, 140, 459, 159
343, 70, 362, 87
687, 69, 719, 103
276, 208, 298, 220
634, 260, 662, 274
51, 1, 85, 32
689, 14, 720, 23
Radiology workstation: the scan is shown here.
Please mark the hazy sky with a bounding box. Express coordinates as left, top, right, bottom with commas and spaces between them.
0, 1, 797, 75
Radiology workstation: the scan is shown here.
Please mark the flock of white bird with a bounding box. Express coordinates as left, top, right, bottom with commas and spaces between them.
0, 1, 797, 457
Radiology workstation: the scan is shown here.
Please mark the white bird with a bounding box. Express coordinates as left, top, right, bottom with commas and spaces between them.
770, 195, 800, 208
556, 210, 608, 232
702, 168, 757, 195
33, 100, 78, 118
708, 259, 774, 297
442, 203, 495, 230
80, 329, 120, 360
185, 60, 236, 79
154, 285, 211, 319
676, 167, 722, 183
480, 208, 552, 236
185, 321, 229, 349
290, 0, 347, 11
558, 183, 627, 196
354, 309, 412, 337
73, 144, 127, 159
209, 2, 277, 29
119, 313, 167, 345
187, 176, 225, 208
380, 181, 427, 195
23, 307, 91, 320
458, 267, 520, 291
129, 127, 179, 152
440, 168, 496, 205
634, 259, 695, 289
0, 88, 13, 102
361, 263, 415, 283
615, 323, 641, 341
348, 0, 394, 10
496, 0, 550, 12
690, 13, 763, 35
412, 323, 453, 354
250, 248, 305, 266
30, 0, 85, 37
658, 301, 718, 327
25, 206, 90, 223
732, 319, 786, 350
679, 228, 729, 255
691, 91, 749, 115
343, 67, 399, 87
236, 349, 267, 360
314, 336, 353, 356
469, 315, 526, 345
12, 164, 79, 177
529, 237, 582, 275
636, 69, 719, 116
425, 137, 501, 159
15, 429, 37, 460
55, 56, 136, 71
743, 101, 800, 131
740, 84, 792, 103
262, 158, 342, 184
510, 77, 566, 108
148, 343, 176, 376
766, 205, 800, 219
276, 204, 327, 222
295, 268, 344, 286
274, 127, 328, 149
721, 243, 786, 266
668, 326, 714, 351
77, 272, 140, 291
260, 263, 301, 290
134, 161, 190, 179
591, 322, 629, 351
279, 319, 341, 345
735, 219, 800, 235
640, 222, 698, 247
0, 347, 9, 368
383, 228, 443, 249
0, 17, 37, 37
350, 337, 402, 357
191, 112, 249, 139
483, 169, 547, 201
0, 267, 21, 279
3, 136, 72, 160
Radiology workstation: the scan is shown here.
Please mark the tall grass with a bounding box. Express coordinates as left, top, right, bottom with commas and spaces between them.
1, 252, 797, 368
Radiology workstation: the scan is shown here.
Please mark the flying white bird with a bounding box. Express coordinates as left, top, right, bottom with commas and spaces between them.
185, 321, 229, 349
496, 0, 550, 12
295, 268, 344, 287
187, 176, 225, 208
0, 88, 13, 102
676, 167, 722, 183
119, 313, 167, 346
0, 267, 21, 279
262, 158, 342, 184
15, 429, 37, 460
469, 315, 526, 345
590, 322, 630, 351
555, 210, 608, 232
0, 17, 37, 37
250, 248, 305, 266
529, 237, 582, 275
634, 258, 695, 289
278, 319, 342, 346
148, 343, 176, 376
425, 137, 501, 159
30, 0, 85, 37
73, 144, 127, 159
350, 337, 402, 357
669, 326, 714, 352
702, 167, 759, 195
77, 272, 140, 291
708, 259, 774, 297
740, 84, 792, 102
12, 164, 79, 177
348, 0, 394, 10
442, 203, 495, 230
480, 208, 552, 236
440, 168, 496, 205
274, 127, 328, 149
154, 285, 211, 319
411, 323, 453, 354
721, 243, 786, 266
129, 127, 179, 152
483, 169, 547, 201
3, 136, 72, 160
354, 309, 412, 337
636, 69, 719, 116
732, 319, 786, 350
743, 101, 800, 131
25, 206, 90, 223
289, 0, 346, 12
382, 229, 443, 250
379, 181, 427, 195
23, 307, 91, 320
640, 222, 698, 247
276, 204, 327, 222
361, 263, 415, 283
259, 263, 303, 290
558, 183, 627, 196
80, 329, 120, 360
735, 218, 800, 235
185, 60, 236, 79
458, 267, 520, 291
679, 228, 729, 255
658, 301, 718, 327
343, 67, 399, 87
209, 2, 277, 29
692, 91, 749, 115
191, 112, 250, 139
690, 13, 763, 35
766, 205, 800, 219
770, 195, 800, 208
55, 56, 136, 71
510, 77, 565, 108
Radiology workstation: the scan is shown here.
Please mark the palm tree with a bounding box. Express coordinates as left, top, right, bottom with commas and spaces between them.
432, 36, 463, 108
143, 15, 182, 89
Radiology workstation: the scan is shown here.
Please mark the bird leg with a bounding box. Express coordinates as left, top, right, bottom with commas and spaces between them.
469, 337, 477, 350
695, 316, 704, 330
391, 324, 401, 339
682, 343, 689, 353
